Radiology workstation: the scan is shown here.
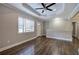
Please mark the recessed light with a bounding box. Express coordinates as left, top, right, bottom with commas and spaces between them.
53, 9, 56, 11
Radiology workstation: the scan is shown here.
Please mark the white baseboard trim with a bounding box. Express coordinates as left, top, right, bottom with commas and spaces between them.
46, 36, 72, 42
0, 36, 38, 52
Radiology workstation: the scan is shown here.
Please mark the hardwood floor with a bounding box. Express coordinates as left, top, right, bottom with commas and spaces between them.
0, 36, 79, 55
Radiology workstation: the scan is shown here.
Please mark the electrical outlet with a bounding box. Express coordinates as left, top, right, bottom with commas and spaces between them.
7, 40, 10, 43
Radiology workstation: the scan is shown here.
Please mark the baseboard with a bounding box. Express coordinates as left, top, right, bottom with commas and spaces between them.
46, 36, 72, 42
0, 36, 38, 52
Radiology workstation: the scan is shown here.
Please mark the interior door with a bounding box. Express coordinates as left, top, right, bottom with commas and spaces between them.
36, 22, 41, 36
72, 22, 76, 36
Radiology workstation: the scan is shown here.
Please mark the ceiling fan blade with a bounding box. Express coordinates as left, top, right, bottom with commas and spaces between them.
46, 3, 56, 8
42, 10, 44, 13
35, 8, 43, 10
41, 3, 46, 8
47, 8, 52, 11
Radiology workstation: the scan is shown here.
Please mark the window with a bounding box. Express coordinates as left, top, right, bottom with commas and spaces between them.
25, 20, 34, 32
18, 17, 24, 33
18, 17, 34, 33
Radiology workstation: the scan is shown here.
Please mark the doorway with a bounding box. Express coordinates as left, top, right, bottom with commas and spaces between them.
36, 22, 41, 36
72, 22, 76, 37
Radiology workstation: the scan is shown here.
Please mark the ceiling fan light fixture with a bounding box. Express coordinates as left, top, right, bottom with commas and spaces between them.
53, 9, 56, 11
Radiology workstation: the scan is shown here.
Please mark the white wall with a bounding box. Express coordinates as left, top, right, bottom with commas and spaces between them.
46, 18, 73, 41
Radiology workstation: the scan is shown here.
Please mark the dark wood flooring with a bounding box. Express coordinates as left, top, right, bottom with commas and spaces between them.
0, 36, 79, 55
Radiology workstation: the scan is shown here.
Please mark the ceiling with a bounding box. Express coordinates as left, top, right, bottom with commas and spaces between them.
2, 3, 79, 21
27, 3, 64, 16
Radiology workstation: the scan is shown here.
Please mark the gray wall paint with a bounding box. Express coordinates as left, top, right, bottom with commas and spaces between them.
0, 15, 2, 48
0, 4, 43, 49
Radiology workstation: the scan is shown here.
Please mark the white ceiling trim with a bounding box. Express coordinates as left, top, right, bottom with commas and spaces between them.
68, 4, 79, 19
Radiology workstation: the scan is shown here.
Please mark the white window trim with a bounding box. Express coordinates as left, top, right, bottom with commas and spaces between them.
18, 16, 35, 33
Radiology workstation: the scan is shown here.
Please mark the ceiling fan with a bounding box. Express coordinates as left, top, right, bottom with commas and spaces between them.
35, 3, 56, 13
